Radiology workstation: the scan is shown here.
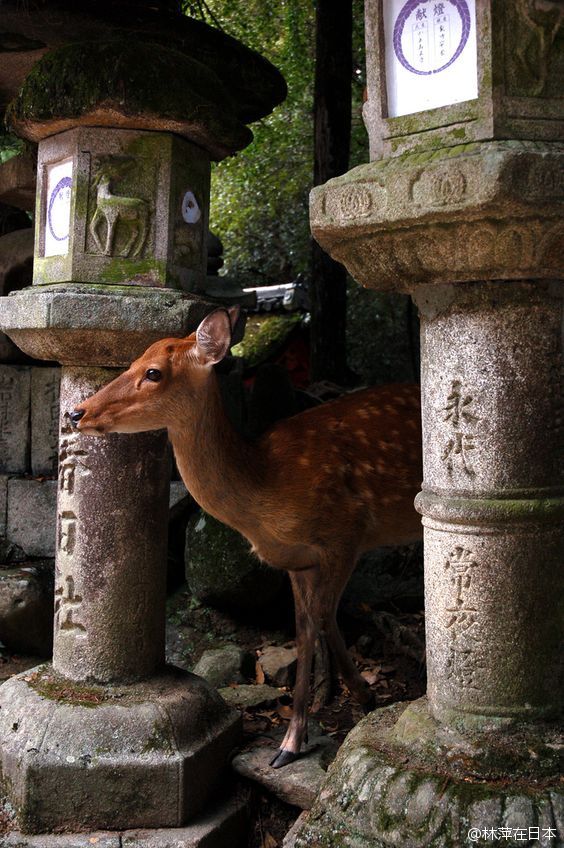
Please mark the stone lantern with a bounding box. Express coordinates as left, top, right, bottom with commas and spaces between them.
292, 1, 564, 845
0, 6, 285, 845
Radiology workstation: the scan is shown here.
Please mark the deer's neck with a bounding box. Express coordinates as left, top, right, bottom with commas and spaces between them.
167, 376, 262, 533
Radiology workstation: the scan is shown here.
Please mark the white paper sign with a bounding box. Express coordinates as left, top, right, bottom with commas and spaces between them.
45, 159, 73, 257
384, 0, 478, 118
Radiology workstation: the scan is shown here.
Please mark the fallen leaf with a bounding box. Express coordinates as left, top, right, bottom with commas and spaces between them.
255, 661, 266, 685
361, 669, 380, 686
276, 703, 293, 720
263, 831, 278, 848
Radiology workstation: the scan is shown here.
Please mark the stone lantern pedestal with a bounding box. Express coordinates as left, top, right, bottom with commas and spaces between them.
289, 0, 563, 841
0, 9, 285, 845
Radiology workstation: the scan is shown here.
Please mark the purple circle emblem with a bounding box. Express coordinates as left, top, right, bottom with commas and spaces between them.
393, 0, 471, 76
47, 176, 72, 242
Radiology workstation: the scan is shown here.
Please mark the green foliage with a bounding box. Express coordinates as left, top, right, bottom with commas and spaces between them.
184, 0, 367, 286
0, 133, 24, 164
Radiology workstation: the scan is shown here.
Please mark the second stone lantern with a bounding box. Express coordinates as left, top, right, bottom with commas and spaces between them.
0, 7, 285, 845
294, 0, 563, 845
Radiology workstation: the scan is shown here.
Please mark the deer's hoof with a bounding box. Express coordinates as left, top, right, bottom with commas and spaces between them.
270, 748, 299, 769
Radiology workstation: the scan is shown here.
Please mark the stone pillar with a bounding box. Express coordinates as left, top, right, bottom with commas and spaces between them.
415, 281, 563, 726
54, 367, 169, 683
0, 8, 286, 844
288, 0, 563, 839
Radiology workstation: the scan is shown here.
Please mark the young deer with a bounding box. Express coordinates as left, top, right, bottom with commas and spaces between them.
70, 308, 422, 768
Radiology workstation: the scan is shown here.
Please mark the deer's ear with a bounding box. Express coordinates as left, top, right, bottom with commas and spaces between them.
195, 309, 232, 365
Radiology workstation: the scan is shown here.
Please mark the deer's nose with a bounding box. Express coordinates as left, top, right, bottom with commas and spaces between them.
69, 409, 85, 427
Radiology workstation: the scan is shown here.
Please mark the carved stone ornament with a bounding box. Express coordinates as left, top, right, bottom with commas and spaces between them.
310, 141, 564, 291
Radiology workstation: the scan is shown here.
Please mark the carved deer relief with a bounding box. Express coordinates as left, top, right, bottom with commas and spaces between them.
90, 170, 150, 258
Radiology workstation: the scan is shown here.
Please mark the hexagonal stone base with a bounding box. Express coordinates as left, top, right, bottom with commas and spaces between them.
2, 790, 248, 847
0, 664, 242, 834
289, 698, 563, 848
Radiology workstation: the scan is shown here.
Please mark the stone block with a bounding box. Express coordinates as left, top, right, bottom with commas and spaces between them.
31, 367, 60, 476
232, 726, 337, 810
6, 479, 57, 557
257, 646, 297, 688
120, 793, 248, 847
310, 142, 564, 292
1, 835, 120, 848
2, 793, 247, 847
0, 286, 216, 368
217, 684, 284, 710
0, 365, 30, 473
0, 667, 242, 833
192, 645, 250, 688
0, 564, 54, 656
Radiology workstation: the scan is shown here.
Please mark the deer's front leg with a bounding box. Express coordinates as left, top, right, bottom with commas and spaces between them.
270, 567, 320, 769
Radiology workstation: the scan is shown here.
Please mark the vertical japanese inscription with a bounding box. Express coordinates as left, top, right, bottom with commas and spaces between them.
441, 379, 480, 476
55, 419, 89, 636
0, 373, 15, 457
444, 545, 483, 688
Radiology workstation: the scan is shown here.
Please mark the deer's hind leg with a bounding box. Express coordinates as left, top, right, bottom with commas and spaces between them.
321, 555, 373, 709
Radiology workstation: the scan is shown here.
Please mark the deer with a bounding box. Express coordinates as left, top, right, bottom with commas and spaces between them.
69, 308, 423, 769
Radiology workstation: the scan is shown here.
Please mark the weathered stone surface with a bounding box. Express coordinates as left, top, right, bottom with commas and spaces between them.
282, 812, 308, 848
0, 365, 30, 473
414, 281, 563, 724
291, 700, 563, 847
192, 644, 249, 689
6, 479, 57, 557
310, 142, 564, 291
0, 665, 242, 833
218, 684, 284, 710
0, 286, 217, 367
0, 474, 7, 536
2, 791, 247, 847
8, 42, 252, 161
0, 563, 54, 656
2, 835, 120, 848
257, 646, 297, 688
232, 727, 338, 810
30, 128, 210, 291
185, 511, 285, 614
53, 367, 169, 683
0, 151, 36, 212
364, 0, 564, 160
121, 793, 248, 848
169, 480, 189, 509
31, 367, 60, 476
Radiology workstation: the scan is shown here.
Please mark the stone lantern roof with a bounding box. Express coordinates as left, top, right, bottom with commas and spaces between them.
0, 0, 287, 159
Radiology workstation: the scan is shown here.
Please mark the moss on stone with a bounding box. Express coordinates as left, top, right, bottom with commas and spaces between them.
142, 720, 175, 755
232, 312, 302, 367
26, 667, 107, 708
7, 40, 251, 155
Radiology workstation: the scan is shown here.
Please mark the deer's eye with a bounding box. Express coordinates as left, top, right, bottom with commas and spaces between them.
145, 368, 162, 382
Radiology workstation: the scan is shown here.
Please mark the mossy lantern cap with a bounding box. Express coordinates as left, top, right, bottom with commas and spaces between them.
7, 39, 277, 161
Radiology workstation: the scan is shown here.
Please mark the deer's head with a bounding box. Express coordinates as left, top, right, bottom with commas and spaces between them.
70, 308, 238, 436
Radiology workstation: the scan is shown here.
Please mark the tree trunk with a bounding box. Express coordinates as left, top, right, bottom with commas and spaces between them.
310, 0, 353, 384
